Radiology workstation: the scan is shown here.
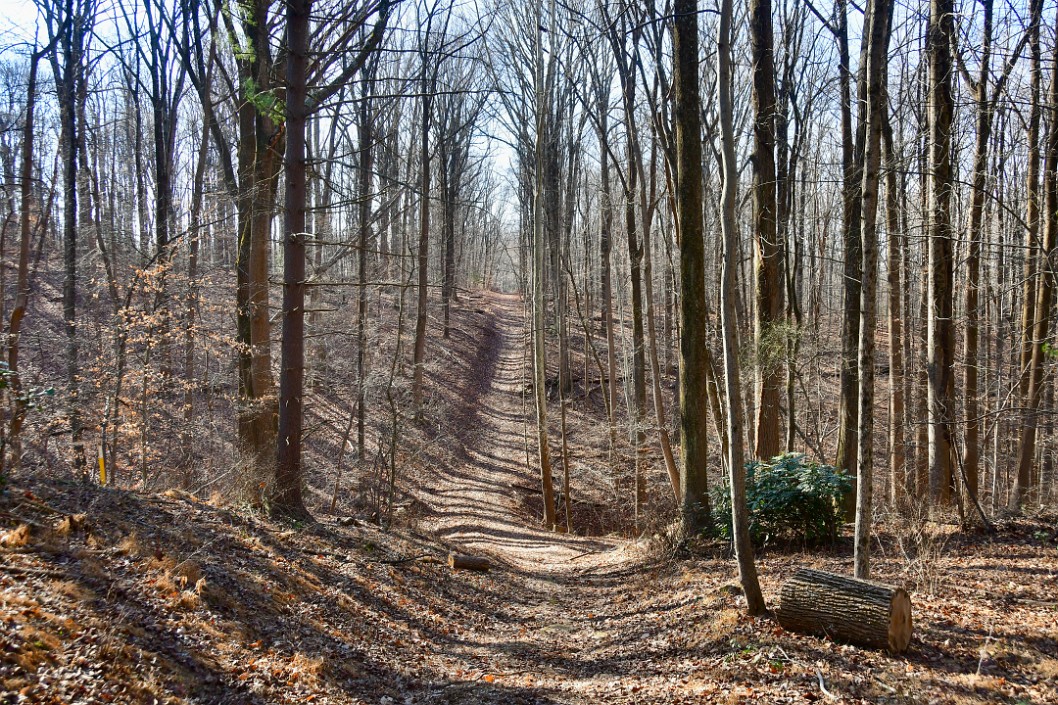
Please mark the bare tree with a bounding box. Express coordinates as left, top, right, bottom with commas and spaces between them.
673, 0, 710, 531
532, 0, 558, 529
854, 0, 891, 579
749, 0, 784, 460
1011, 0, 1044, 511
4, 40, 55, 474
1014, 31, 1058, 513
273, 0, 393, 517
41, 0, 95, 477
927, 0, 956, 504
718, 0, 764, 615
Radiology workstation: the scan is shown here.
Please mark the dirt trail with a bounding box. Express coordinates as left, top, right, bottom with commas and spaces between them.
420, 291, 639, 578
409, 293, 674, 702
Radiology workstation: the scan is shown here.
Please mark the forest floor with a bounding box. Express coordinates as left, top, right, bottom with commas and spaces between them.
1, 292, 1057, 704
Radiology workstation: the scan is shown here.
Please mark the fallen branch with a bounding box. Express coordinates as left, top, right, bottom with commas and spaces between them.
0, 564, 67, 579
815, 669, 838, 701
380, 554, 430, 565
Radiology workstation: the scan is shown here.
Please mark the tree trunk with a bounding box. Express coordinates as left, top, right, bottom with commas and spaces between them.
927, 0, 956, 504
533, 0, 556, 530
273, 0, 311, 518
448, 554, 491, 572
412, 82, 431, 418
183, 60, 213, 472
1014, 36, 1058, 511
674, 0, 709, 527
53, 5, 88, 477
4, 47, 44, 474
642, 138, 680, 506
835, 0, 862, 511
962, 0, 996, 505
749, 0, 784, 461
145, 3, 181, 384
358, 72, 375, 459
234, 0, 280, 472
598, 105, 620, 454
718, 0, 765, 615
854, 0, 891, 579
883, 118, 908, 506
604, 9, 648, 520
914, 85, 930, 496
441, 125, 456, 339
625, 155, 648, 520
777, 568, 912, 653
1012, 0, 1044, 510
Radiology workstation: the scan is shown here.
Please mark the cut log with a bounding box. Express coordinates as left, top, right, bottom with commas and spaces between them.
777, 568, 912, 652
447, 553, 491, 572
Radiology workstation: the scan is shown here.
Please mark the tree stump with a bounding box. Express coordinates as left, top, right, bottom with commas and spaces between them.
447, 553, 491, 572
777, 568, 912, 652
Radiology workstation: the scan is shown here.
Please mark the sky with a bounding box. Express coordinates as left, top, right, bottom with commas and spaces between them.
1, 1, 45, 50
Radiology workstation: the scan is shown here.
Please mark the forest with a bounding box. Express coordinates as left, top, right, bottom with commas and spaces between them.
0, 0, 1056, 702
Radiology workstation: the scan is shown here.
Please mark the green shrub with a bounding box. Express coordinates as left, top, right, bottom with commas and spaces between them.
712, 453, 850, 546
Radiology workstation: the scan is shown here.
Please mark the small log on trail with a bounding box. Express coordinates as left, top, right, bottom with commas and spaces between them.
777, 568, 912, 653
509, 481, 541, 494
448, 553, 491, 572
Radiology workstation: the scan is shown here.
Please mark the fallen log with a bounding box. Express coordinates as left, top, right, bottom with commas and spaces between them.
777, 568, 912, 653
448, 553, 491, 572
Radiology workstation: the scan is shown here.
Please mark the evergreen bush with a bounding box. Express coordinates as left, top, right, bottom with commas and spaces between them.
712, 453, 850, 546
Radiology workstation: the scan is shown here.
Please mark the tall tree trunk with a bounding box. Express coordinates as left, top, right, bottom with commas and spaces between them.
4, 47, 45, 474
718, 0, 765, 615
442, 144, 456, 339
273, 0, 311, 518
624, 141, 647, 521
642, 137, 680, 505
412, 83, 431, 418
358, 73, 375, 459
533, 0, 556, 529
927, 0, 956, 504
854, 0, 891, 579
1014, 37, 1058, 511
604, 8, 648, 518
962, 0, 996, 504
598, 106, 620, 449
835, 0, 862, 509
234, 0, 280, 472
749, 0, 783, 461
883, 117, 908, 506
914, 70, 930, 495
144, 0, 182, 384
54, 2, 88, 477
183, 64, 213, 471
674, 0, 710, 528
1011, 0, 1044, 510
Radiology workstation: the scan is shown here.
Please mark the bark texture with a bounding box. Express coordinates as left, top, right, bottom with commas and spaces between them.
749, 0, 784, 461
927, 0, 956, 503
674, 0, 710, 529
778, 568, 913, 652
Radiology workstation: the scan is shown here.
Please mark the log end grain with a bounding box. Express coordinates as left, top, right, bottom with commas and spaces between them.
887, 587, 913, 653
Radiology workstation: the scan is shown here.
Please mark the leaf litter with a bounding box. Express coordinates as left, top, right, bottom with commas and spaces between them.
1, 294, 1056, 704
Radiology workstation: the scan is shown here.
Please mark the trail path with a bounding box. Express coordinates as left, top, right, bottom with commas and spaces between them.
420, 291, 638, 577
414, 292, 665, 703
